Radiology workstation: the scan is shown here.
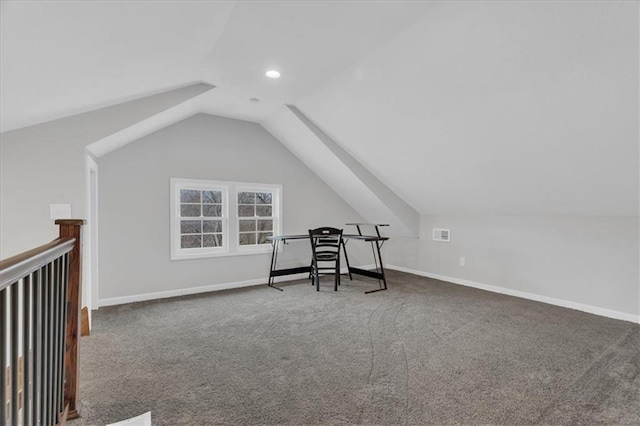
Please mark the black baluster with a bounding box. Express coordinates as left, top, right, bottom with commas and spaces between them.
22, 275, 31, 426
39, 265, 48, 426
11, 283, 20, 425
46, 263, 55, 426
32, 269, 41, 426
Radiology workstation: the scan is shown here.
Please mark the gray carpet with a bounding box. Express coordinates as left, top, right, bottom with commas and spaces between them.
72, 271, 640, 425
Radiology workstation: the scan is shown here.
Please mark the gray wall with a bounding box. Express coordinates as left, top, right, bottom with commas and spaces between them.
386, 215, 639, 319
288, 2, 639, 322
0, 84, 212, 259
97, 113, 368, 302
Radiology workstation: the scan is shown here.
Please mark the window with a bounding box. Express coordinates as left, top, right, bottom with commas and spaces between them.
171, 179, 281, 260
238, 190, 274, 246
179, 188, 224, 249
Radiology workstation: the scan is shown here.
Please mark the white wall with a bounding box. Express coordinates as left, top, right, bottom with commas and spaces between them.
97, 113, 369, 303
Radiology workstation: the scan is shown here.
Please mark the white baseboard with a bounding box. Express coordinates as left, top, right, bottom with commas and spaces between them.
387, 265, 640, 324
98, 264, 376, 308
98, 274, 304, 307
98, 278, 265, 307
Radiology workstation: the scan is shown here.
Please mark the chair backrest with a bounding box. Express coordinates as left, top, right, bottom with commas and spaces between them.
308, 227, 343, 259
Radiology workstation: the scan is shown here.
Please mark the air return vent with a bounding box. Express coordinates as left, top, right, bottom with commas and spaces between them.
432, 228, 450, 242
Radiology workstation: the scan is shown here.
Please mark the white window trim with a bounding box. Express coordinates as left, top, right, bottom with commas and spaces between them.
170, 178, 282, 260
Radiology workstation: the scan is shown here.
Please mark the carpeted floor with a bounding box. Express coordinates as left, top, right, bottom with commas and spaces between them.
72, 271, 640, 425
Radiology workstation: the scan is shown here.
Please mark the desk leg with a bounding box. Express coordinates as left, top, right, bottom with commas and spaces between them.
364, 240, 388, 294
375, 240, 388, 290
341, 239, 353, 281
267, 240, 284, 291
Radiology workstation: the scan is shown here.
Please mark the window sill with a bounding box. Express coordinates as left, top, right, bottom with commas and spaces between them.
171, 246, 272, 261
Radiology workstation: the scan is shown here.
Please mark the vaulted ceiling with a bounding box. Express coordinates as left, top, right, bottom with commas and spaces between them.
0, 0, 433, 131
1, 1, 637, 224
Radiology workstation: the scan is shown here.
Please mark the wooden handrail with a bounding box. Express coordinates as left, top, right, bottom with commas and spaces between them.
0, 238, 75, 291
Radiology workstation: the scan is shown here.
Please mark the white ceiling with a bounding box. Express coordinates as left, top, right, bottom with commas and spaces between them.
1, 1, 637, 218
295, 1, 639, 216
0, 0, 433, 132
0, 1, 234, 132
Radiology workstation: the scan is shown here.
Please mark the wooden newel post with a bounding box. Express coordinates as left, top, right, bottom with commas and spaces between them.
56, 219, 85, 419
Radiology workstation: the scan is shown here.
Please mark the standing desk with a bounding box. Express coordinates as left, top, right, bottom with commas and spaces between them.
266, 223, 389, 294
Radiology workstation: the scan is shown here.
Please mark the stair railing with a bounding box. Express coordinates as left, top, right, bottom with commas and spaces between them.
1, 220, 84, 425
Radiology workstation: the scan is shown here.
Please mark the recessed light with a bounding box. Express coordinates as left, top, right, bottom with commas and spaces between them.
250, 97, 260, 103
265, 70, 281, 79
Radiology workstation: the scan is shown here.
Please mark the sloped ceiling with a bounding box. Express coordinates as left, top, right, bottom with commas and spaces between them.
295, 2, 639, 216
0, 1, 235, 132
1, 1, 637, 218
0, 0, 433, 132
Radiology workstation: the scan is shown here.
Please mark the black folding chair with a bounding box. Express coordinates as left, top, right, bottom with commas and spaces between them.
308, 227, 343, 291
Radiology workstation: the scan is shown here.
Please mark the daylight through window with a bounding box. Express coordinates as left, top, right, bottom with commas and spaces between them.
238, 191, 274, 246
171, 178, 281, 260
179, 189, 224, 249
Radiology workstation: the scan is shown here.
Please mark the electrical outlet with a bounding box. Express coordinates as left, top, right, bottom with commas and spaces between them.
459, 257, 466, 267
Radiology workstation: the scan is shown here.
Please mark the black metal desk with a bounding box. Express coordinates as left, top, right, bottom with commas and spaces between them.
266, 224, 389, 294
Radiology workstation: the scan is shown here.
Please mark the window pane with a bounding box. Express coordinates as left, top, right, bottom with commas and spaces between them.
257, 232, 272, 244
181, 235, 202, 249
181, 204, 201, 217
203, 234, 222, 247
239, 233, 256, 245
256, 206, 272, 217
181, 220, 202, 234
203, 220, 222, 233
239, 220, 256, 232
180, 189, 200, 203
202, 190, 222, 204
255, 192, 272, 204
257, 220, 273, 231
203, 204, 222, 217
238, 205, 255, 217
238, 192, 255, 204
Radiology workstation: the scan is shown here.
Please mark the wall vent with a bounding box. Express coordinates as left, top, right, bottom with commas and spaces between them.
432, 228, 450, 242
